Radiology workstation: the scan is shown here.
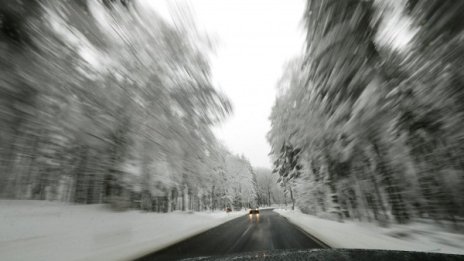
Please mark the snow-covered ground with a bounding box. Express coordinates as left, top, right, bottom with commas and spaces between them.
259, 204, 286, 210
274, 209, 464, 255
0, 200, 245, 261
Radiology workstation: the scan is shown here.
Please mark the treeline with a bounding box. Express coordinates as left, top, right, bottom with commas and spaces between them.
254, 167, 285, 207
0, 0, 257, 212
268, 0, 464, 225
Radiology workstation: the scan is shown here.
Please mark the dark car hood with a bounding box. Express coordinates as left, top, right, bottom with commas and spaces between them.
183, 249, 464, 261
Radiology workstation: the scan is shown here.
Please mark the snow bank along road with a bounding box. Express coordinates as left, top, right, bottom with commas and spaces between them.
0, 200, 246, 261
137, 209, 328, 260
275, 209, 464, 255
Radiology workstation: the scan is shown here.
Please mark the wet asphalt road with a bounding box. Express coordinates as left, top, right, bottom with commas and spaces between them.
136, 209, 327, 260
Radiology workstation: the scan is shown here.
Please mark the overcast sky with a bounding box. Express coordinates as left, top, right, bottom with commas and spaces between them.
146, 0, 305, 168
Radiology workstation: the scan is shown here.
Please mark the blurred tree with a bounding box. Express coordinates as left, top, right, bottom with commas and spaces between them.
268, 0, 464, 226
0, 0, 237, 213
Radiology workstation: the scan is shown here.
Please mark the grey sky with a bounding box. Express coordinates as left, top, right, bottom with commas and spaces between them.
147, 0, 305, 168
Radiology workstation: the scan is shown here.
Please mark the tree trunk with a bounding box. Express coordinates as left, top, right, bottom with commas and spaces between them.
372, 141, 409, 223
167, 189, 172, 212
289, 186, 295, 210
211, 185, 215, 210
268, 188, 271, 206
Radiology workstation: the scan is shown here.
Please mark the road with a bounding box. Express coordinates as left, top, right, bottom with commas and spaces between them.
137, 209, 327, 260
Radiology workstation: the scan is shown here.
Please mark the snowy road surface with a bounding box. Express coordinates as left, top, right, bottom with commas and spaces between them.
137, 209, 327, 260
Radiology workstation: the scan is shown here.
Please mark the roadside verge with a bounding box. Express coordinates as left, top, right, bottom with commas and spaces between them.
0, 200, 245, 261
274, 208, 464, 255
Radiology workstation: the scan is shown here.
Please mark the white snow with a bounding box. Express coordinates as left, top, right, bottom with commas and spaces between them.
274, 208, 464, 255
0, 200, 245, 261
258, 204, 286, 210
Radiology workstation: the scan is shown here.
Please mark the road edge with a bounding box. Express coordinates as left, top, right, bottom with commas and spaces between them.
131, 212, 247, 260
275, 211, 332, 249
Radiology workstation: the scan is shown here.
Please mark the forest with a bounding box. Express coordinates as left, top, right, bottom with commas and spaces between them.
0, 0, 285, 212
268, 0, 464, 225
2, 0, 463, 227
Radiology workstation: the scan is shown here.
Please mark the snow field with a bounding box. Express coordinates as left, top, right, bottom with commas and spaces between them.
0, 200, 245, 261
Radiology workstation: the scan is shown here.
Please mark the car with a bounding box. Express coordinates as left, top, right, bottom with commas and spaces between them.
248, 208, 260, 222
